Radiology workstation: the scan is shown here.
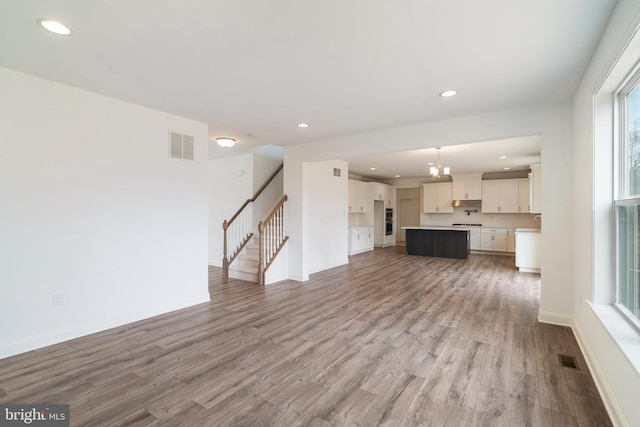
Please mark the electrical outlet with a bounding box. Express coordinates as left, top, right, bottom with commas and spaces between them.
53, 294, 64, 307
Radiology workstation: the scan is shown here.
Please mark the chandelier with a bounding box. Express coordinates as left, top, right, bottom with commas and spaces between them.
430, 146, 450, 178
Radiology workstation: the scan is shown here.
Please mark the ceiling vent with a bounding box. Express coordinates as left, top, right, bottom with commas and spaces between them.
169, 131, 194, 160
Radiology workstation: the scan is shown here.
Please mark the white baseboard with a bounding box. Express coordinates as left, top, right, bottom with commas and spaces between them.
537, 310, 573, 327
571, 322, 628, 427
0, 294, 210, 360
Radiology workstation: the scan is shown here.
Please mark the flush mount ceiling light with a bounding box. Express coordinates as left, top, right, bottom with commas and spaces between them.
430, 146, 450, 178
297, 123, 309, 128
439, 89, 458, 98
216, 137, 236, 148
37, 18, 72, 35
500, 155, 508, 159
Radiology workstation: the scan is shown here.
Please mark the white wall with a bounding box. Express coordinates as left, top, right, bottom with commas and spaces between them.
208, 153, 254, 266
306, 160, 349, 275
572, 1, 640, 425
0, 67, 210, 358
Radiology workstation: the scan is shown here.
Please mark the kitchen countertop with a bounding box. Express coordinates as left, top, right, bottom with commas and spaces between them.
403, 226, 472, 231
515, 228, 542, 233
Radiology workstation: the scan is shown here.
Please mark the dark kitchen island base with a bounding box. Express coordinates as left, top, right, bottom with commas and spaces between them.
405, 228, 470, 260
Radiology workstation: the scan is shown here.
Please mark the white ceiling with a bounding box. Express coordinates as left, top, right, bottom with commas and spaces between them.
0, 1, 616, 178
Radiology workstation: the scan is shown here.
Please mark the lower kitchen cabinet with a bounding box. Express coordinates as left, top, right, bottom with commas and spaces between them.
507, 228, 516, 253
480, 228, 508, 252
515, 229, 541, 272
469, 228, 481, 250
349, 226, 374, 255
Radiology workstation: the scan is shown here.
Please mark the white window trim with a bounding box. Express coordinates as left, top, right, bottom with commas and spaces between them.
590, 17, 640, 377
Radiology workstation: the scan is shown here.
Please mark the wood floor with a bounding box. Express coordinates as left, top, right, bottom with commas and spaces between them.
0, 248, 612, 426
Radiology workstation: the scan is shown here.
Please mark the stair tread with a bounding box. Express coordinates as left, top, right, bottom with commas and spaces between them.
230, 264, 259, 274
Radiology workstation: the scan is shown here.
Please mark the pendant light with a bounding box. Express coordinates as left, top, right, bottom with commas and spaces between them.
430, 146, 450, 178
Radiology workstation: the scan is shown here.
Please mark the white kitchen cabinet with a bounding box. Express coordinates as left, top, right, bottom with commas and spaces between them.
515, 229, 541, 272
349, 226, 374, 255
518, 179, 530, 213
387, 185, 395, 208
373, 182, 395, 208
423, 182, 454, 213
480, 228, 508, 252
452, 176, 482, 200
506, 228, 516, 253
529, 164, 542, 214
348, 179, 367, 213
481, 179, 520, 213
470, 228, 481, 250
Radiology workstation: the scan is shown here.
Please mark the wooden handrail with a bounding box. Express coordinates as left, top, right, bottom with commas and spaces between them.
259, 195, 288, 231
257, 194, 289, 286
224, 164, 283, 229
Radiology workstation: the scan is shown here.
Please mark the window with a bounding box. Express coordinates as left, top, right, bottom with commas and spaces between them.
616, 73, 640, 326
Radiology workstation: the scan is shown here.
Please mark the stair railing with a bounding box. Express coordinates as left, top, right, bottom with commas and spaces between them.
257, 195, 289, 286
222, 164, 283, 282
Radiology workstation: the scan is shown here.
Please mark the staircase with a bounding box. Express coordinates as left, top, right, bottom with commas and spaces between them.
229, 237, 260, 282
223, 165, 288, 285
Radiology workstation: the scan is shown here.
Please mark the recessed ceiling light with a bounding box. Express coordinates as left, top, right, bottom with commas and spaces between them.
500, 155, 508, 159
297, 123, 309, 128
427, 162, 434, 166
370, 167, 376, 171
37, 18, 72, 35
216, 137, 236, 148
439, 90, 458, 98
503, 167, 511, 170
395, 175, 401, 178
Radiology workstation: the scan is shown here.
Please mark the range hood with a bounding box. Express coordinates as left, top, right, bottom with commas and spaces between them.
452, 199, 482, 208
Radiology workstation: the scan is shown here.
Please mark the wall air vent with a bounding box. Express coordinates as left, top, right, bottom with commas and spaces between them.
169, 131, 194, 160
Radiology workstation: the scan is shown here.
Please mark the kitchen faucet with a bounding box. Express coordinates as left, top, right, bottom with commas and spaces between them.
533, 214, 542, 222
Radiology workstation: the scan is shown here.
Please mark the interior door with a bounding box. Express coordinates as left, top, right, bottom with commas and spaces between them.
396, 188, 421, 245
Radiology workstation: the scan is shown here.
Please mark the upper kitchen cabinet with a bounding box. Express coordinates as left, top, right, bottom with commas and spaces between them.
423, 182, 454, 213
482, 178, 530, 213
518, 179, 530, 213
529, 164, 542, 214
348, 179, 367, 213
481, 179, 518, 213
452, 174, 482, 200
373, 182, 394, 208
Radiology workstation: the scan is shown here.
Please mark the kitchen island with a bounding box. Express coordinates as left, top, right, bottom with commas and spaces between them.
403, 226, 470, 260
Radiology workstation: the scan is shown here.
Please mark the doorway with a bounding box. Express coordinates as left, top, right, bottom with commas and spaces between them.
396, 187, 421, 246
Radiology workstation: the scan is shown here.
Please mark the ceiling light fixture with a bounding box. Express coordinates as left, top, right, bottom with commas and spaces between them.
216, 137, 236, 148
439, 89, 458, 98
37, 18, 72, 35
370, 167, 376, 171
500, 155, 508, 159
430, 147, 450, 178
297, 123, 309, 128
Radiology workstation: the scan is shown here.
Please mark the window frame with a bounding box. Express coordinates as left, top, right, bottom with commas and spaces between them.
614, 67, 640, 331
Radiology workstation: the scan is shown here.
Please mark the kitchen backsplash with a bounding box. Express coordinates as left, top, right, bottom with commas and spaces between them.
421, 208, 540, 228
